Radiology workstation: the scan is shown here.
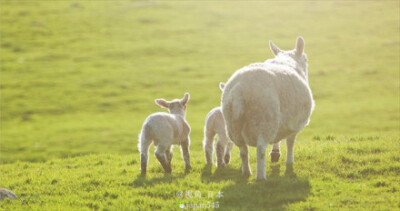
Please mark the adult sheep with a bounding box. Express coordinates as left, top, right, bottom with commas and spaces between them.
221, 37, 315, 181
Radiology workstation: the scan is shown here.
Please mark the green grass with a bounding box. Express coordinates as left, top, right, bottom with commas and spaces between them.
0, 1, 399, 210
1, 137, 399, 210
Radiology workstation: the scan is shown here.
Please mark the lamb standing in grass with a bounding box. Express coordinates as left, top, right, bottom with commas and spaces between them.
221, 37, 315, 180
138, 93, 191, 175
203, 83, 234, 167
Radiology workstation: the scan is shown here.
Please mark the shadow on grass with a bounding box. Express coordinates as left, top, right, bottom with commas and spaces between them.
131, 172, 186, 188
202, 163, 310, 210
201, 164, 246, 183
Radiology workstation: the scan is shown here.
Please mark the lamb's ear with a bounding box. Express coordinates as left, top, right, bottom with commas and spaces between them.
155, 99, 169, 108
295, 37, 305, 56
269, 41, 281, 56
180, 92, 190, 105
219, 82, 225, 91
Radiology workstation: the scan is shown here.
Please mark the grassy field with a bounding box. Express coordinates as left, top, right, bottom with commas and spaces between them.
0, 1, 399, 210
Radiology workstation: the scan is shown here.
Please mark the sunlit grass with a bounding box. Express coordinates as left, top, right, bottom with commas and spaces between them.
0, 1, 399, 210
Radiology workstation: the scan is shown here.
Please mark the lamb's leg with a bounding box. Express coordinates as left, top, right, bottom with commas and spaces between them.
286, 134, 297, 165
181, 137, 192, 171
270, 142, 281, 163
203, 130, 215, 165
166, 146, 173, 165
139, 135, 151, 176
216, 137, 227, 168
140, 153, 148, 176
224, 140, 234, 165
155, 145, 171, 174
256, 138, 268, 181
239, 145, 252, 177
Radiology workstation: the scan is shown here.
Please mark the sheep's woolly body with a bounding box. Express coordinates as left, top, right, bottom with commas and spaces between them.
222, 37, 314, 180
139, 112, 190, 150
204, 107, 226, 137
222, 44, 314, 148
138, 93, 192, 175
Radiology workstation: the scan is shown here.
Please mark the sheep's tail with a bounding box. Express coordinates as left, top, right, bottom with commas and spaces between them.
229, 83, 245, 120
138, 124, 151, 153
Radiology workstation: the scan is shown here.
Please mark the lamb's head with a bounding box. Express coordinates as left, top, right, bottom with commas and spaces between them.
269, 37, 309, 82
155, 93, 190, 117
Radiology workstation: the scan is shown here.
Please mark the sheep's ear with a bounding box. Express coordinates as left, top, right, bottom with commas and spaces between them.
219, 82, 225, 91
180, 92, 190, 105
269, 41, 281, 56
155, 99, 169, 108
295, 37, 305, 56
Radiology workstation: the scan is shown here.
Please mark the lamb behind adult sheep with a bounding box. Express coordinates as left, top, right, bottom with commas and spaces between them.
138, 93, 191, 175
203, 83, 234, 168
221, 37, 315, 180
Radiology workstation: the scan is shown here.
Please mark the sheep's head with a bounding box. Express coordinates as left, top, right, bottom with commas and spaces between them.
155, 93, 190, 117
269, 37, 309, 82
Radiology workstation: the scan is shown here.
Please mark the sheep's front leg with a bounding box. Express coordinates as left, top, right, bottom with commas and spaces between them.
155, 145, 171, 174
256, 141, 268, 181
181, 137, 192, 171
239, 145, 252, 177
270, 142, 281, 163
224, 141, 234, 165
203, 131, 215, 165
286, 134, 297, 165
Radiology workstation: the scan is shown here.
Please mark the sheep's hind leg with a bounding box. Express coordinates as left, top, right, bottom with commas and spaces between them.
203, 130, 215, 165
181, 138, 192, 171
286, 134, 297, 165
239, 145, 252, 177
256, 138, 268, 181
270, 142, 281, 163
155, 145, 171, 174
166, 146, 173, 166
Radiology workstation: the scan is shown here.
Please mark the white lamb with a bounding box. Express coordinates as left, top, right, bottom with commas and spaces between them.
221, 37, 315, 180
138, 93, 191, 175
203, 83, 234, 167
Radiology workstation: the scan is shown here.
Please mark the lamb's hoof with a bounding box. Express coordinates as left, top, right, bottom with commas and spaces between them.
256, 177, 266, 182
270, 151, 281, 163
224, 154, 231, 165
242, 171, 252, 177
217, 162, 226, 168
165, 167, 172, 174
0, 188, 17, 200
185, 166, 192, 174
